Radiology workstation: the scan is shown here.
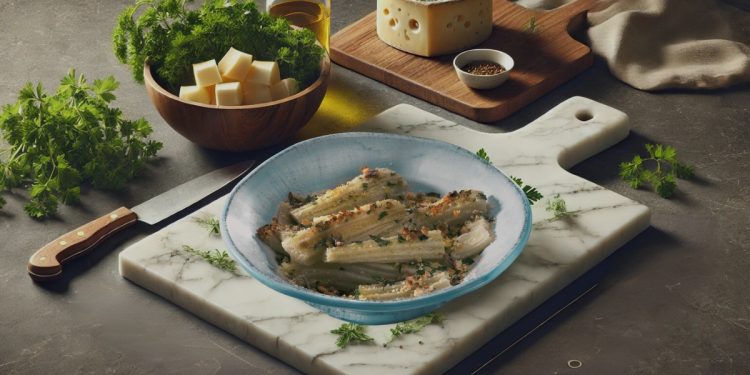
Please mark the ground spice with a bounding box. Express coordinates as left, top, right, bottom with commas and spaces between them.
462, 61, 505, 75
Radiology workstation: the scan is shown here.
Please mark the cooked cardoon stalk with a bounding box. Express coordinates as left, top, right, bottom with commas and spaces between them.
450, 217, 494, 259
357, 271, 452, 301
290, 167, 407, 225
280, 262, 402, 292
282, 199, 407, 265
325, 230, 445, 264
414, 190, 489, 228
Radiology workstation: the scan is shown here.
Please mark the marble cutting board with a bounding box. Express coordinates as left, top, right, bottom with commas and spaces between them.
119, 97, 651, 375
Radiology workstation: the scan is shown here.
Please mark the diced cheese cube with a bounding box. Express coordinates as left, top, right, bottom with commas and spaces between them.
376, 0, 493, 57
274, 78, 300, 99
218, 47, 254, 82
215, 82, 243, 106
179, 85, 212, 105
193, 59, 223, 87
242, 82, 273, 105
246, 60, 280, 86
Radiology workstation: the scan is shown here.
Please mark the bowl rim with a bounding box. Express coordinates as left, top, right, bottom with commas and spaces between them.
143, 51, 331, 110
220, 132, 533, 310
453, 48, 515, 78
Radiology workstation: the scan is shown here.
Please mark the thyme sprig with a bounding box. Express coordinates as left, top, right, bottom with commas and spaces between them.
182, 245, 236, 272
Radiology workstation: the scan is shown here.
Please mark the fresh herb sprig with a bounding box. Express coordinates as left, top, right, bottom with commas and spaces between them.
0, 70, 162, 219
546, 194, 573, 219
183, 245, 236, 272
476, 148, 490, 163
475, 149, 543, 205
524, 16, 539, 33
388, 313, 444, 343
113, 0, 324, 90
619, 144, 694, 198
194, 215, 220, 236
511, 176, 544, 205
330, 323, 374, 348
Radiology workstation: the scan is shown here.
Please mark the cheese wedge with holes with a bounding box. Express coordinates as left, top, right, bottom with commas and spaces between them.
376, 0, 493, 57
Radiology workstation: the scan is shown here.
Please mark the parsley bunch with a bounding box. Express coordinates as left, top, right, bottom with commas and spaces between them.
113, 0, 324, 91
619, 144, 694, 198
0, 70, 162, 219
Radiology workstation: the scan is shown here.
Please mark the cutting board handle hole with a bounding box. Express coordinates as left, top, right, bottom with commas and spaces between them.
575, 110, 593, 122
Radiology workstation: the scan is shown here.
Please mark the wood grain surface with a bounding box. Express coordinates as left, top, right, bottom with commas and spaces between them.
144, 55, 331, 152
27, 207, 138, 281
330, 0, 596, 123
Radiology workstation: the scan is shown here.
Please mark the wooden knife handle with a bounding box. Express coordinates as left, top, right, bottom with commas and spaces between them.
27, 207, 138, 282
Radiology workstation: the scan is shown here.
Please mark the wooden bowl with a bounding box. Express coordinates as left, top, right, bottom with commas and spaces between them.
144, 54, 331, 152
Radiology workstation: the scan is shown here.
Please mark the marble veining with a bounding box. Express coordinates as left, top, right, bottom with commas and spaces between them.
120, 97, 651, 375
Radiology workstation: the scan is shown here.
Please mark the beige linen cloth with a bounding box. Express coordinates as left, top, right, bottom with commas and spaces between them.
516, 0, 750, 90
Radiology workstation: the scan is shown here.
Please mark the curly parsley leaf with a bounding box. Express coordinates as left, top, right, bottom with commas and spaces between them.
476, 148, 491, 163
510, 176, 543, 205
545, 194, 574, 219
474, 149, 543, 205
331, 323, 374, 348
388, 313, 444, 343
113, 0, 324, 90
0, 70, 162, 219
182, 245, 236, 272
619, 144, 694, 198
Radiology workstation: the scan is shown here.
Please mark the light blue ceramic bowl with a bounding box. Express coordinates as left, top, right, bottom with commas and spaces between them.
221, 132, 531, 325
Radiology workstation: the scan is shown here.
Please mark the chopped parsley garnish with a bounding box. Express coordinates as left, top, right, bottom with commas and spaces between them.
331, 323, 374, 348
275, 254, 290, 265
378, 211, 388, 220
362, 182, 369, 190
461, 258, 475, 265
369, 235, 390, 247
524, 16, 538, 33
397, 234, 406, 243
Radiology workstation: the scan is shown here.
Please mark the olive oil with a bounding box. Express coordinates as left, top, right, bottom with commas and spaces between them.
269, 0, 331, 51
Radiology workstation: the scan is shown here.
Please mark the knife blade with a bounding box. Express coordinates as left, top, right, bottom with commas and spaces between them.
27, 160, 255, 282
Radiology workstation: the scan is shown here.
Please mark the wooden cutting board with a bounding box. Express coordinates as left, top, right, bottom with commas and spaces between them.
330, 0, 596, 123
119, 97, 650, 374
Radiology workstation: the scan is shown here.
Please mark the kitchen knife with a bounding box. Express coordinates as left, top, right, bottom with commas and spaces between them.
27, 160, 255, 282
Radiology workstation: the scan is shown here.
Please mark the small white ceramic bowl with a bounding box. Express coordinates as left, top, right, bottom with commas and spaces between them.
454, 49, 514, 90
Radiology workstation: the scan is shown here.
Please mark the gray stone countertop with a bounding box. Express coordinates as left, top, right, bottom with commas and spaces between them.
0, 1, 748, 374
